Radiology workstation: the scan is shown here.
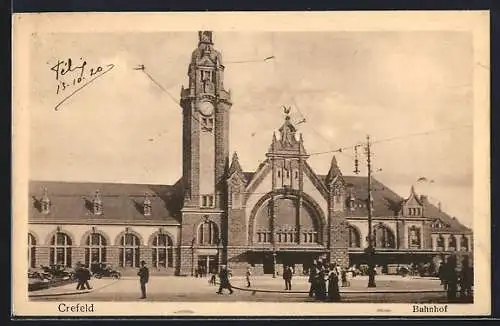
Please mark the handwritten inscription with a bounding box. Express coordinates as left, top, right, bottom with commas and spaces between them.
50, 58, 115, 111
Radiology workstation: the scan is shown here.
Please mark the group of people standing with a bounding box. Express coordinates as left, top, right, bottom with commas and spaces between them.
308, 260, 344, 302
438, 256, 473, 301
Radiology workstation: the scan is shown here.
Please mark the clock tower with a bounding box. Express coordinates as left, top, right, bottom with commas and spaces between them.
179, 31, 232, 274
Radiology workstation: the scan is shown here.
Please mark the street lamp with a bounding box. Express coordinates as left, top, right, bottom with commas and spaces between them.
366, 135, 376, 288
216, 236, 222, 271
272, 248, 277, 278
191, 238, 195, 277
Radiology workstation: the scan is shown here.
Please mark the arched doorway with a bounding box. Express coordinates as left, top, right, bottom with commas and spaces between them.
249, 191, 326, 275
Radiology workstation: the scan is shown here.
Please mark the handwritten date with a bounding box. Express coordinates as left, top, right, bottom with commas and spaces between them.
50, 58, 115, 111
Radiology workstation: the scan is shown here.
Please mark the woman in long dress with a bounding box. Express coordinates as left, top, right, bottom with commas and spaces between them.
327, 264, 341, 302
316, 267, 327, 300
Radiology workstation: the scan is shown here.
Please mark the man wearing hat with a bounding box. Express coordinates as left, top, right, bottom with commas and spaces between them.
137, 260, 150, 299
216, 265, 234, 295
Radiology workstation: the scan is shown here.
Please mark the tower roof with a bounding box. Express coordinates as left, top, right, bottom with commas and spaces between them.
190, 30, 223, 67
228, 151, 244, 177
325, 154, 343, 186
268, 111, 307, 156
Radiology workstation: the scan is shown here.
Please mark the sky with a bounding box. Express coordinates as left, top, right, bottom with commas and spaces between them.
28, 31, 474, 227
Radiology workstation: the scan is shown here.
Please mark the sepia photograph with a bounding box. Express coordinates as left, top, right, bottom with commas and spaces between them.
12, 11, 490, 316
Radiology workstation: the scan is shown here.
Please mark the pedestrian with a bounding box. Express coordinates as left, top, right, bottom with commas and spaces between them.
438, 261, 445, 285
327, 264, 341, 302
74, 262, 84, 290
245, 266, 252, 288
137, 260, 149, 299
82, 265, 92, 290
316, 267, 327, 301
209, 268, 217, 286
308, 262, 317, 297
216, 265, 234, 295
444, 256, 458, 302
341, 267, 348, 287
283, 265, 292, 291
459, 257, 473, 299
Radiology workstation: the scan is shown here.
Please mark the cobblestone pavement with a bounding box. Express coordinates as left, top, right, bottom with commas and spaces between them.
29, 275, 463, 303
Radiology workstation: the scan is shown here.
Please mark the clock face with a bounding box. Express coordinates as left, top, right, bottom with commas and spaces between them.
198, 101, 214, 116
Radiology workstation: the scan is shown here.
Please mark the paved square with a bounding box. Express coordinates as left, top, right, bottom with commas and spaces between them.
30, 275, 462, 303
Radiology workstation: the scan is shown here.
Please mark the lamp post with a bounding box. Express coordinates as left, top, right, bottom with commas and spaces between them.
191, 238, 195, 277
216, 236, 221, 272
272, 248, 277, 278
366, 135, 376, 288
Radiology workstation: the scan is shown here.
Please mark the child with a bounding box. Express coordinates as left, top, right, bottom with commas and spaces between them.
209, 268, 217, 286
246, 266, 252, 288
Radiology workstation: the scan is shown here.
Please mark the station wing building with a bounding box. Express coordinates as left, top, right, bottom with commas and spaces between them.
28, 31, 473, 276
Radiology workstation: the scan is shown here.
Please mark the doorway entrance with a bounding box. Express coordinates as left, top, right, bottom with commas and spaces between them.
197, 255, 218, 276
262, 254, 275, 274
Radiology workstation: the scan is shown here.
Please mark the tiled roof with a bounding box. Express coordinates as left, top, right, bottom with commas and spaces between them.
242, 172, 255, 186
29, 180, 183, 225
319, 175, 405, 217
421, 197, 472, 234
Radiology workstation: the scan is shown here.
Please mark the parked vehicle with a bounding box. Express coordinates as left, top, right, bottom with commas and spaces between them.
28, 271, 51, 291
40, 264, 74, 280
90, 263, 121, 279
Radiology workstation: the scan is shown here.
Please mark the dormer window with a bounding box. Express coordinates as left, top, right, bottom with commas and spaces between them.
92, 190, 102, 215
143, 193, 152, 216
41, 187, 51, 214
432, 219, 445, 229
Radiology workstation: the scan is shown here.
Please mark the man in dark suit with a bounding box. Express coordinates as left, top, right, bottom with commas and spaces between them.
283, 266, 293, 291
137, 260, 150, 299
216, 265, 233, 295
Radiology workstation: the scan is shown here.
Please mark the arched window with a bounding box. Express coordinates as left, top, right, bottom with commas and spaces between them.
49, 231, 72, 267
198, 220, 219, 245
448, 235, 457, 250
119, 233, 140, 268
28, 233, 36, 268
348, 226, 361, 248
84, 233, 107, 266
408, 226, 421, 249
436, 234, 445, 248
152, 233, 174, 268
460, 235, 469, 251
373, 224, 396, 249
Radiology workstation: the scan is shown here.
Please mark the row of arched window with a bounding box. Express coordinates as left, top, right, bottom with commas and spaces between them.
348, 224, 396, 249
347, 224, 471, 251
28, 231, 174, 269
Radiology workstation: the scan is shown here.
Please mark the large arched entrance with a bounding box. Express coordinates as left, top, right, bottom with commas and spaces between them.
248, 190, 327, 275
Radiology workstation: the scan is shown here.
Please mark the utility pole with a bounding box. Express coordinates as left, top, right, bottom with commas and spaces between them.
366, 135, 376, 288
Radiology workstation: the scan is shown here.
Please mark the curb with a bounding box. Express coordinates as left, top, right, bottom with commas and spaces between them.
29, 279, 119, 298
218, 282, 446, 295
232, 286, 446, 295
29, 288, 93, 298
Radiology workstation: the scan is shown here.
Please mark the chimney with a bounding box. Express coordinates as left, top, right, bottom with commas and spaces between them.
438, 202, 442, 212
